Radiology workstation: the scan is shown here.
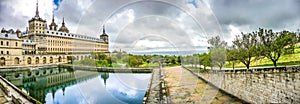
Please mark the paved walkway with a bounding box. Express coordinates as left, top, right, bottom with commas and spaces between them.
164, 66, 243, 104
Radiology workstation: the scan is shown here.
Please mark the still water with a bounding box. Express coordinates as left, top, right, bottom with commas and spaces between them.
1, 68, 151, 104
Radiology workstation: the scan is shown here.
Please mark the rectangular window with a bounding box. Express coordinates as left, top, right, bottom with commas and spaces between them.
6, 42, 9, 46
1, 51, 3, 54
1, 41, 3, 45
15, 42, 18, 46
6, 51, 9, 55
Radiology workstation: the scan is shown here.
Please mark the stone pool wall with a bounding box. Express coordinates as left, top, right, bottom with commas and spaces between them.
184, 66, 300, 103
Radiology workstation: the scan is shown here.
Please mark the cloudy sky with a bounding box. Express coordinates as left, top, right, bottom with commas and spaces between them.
0, 0, 299, 55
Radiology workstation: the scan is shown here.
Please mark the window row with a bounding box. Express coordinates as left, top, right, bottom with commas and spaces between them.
0, 41, 18, 47
46, 31, 99, 41
0, 51, 9, 55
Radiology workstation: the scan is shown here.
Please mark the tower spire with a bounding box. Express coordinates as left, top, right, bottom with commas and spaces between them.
35, 0, 39, 18
52, 13, 54, 22
58, 17, 69, 33
100, 25, 108, 43
103, 25, 105, 34
62, 17, 65, 26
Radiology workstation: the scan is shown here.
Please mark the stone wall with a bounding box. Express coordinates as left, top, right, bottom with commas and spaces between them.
187, 66, 300, 103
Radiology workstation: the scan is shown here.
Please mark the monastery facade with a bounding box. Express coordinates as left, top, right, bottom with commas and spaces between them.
0, 1, 109, 66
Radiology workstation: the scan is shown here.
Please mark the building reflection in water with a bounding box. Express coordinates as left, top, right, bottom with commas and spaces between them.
0, 68, 150, 104
1, 68, 100, 103
101, 72, 109, 87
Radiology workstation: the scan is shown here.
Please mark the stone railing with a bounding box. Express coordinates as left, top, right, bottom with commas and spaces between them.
183, 66, 300, 104
0, 76, 42, 104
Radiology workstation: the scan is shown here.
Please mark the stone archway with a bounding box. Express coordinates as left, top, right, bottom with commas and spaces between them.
58, 56, 62, 62
36, 57, 39, 64
27, 57, 32, 64
14, 57, 20, 65
43, 57, 46, 64
50, 57, 53, 63
0, 57, 5, 66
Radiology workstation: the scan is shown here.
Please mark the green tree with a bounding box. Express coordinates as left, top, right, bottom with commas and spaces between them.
208, 36, 227, 70
226, 47, 238, 70
80, 58, 96, 66
233, 32, 259, 69
199, 53, 211, 70
97, 52, 107, 60
257, 29, 295, 67
171, 56, 177, 65
129, 56, 139, 67
67, 56, 76, 64
98, 59, 108, 66
177, 56, 181, 65
186, 55, 198, 67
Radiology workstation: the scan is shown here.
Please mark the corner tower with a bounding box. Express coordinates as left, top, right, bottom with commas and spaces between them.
100, 25, 109, 44
28, 0, 47, 34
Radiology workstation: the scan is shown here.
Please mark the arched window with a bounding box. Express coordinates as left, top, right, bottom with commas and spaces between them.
0, 57, 5, 66
14, 57, 19, 64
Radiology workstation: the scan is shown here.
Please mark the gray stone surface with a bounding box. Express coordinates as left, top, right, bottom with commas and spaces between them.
0, 76, 33, 104
186, 66, 300, 104
144, 68, 163, 104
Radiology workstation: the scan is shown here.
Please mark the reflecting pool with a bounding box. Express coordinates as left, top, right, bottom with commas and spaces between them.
1, 68, 151, 104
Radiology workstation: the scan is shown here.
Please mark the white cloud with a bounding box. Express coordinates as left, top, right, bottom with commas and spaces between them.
229, 25, 240, 36
191, 35, 208, 46
107, 9, 135, 30
135, 39, 170, 48
77, 0, 94, 11
0, 0, 54, 30
5, 0, 54, 18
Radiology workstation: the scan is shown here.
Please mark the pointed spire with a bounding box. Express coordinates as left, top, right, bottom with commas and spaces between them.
49, 13, 57, 31
100, 25, 109, 43
62, 87, 65, 96
35, 0, 39, 18
62, 17, 65, 26
102, 25, 105, 34
52, 14, 54, 22
52, 90, 55, 100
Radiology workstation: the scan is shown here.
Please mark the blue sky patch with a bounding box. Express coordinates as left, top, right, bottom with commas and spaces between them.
53, 0, 63, 11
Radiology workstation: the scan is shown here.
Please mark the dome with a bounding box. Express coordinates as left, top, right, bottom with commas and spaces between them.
58, 17, 69, 33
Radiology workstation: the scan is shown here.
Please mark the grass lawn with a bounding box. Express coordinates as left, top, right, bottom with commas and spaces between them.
225, 43, 300, 68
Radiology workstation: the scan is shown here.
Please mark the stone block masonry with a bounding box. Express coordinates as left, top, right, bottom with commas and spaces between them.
184, 66, 300, 104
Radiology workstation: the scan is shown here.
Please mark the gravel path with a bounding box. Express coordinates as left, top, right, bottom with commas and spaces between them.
164, 66, 243, 104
